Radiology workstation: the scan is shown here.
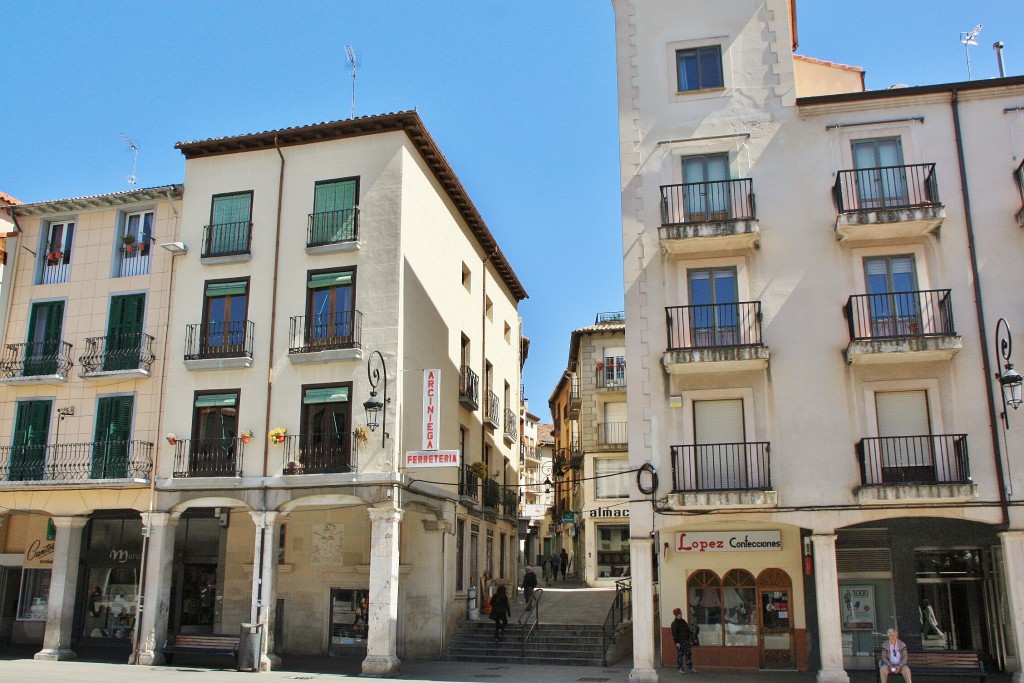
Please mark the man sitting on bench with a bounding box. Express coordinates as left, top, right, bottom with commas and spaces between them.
880, 628, 912, 682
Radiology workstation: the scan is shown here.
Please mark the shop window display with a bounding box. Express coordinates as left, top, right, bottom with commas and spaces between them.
687, 569, 759, 647
596, 524, 631, 578
17, 569, 51, 621
688, 569, 724, 646
82, 565, 138, 639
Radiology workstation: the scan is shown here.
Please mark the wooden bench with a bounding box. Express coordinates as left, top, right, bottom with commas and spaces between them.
875, 649, 986, 682
162, 633, 240, 665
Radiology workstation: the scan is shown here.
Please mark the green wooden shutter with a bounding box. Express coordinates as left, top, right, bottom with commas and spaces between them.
105, 294, 145, 371
25, 301, 64, 376
312, 181, 357, 243
92, 396, 133, 478
12, 400, 51, 481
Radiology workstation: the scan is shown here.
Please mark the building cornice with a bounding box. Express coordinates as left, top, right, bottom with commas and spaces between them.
11, 184, 184, 217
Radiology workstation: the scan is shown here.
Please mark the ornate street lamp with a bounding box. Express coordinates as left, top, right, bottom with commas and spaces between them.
996, 318, 1023, 428
363, 350, 390, 447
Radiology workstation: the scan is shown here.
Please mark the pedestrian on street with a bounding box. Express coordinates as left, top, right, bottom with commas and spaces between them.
671, 607, 697, 673
559, 548, 569, 580
490, 585, 511, 641
521, 566, 538, 606
549, 551, 561, 582
541, 556, 551, 585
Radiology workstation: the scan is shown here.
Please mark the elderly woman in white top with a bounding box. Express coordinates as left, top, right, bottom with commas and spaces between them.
879, 628, 912, 682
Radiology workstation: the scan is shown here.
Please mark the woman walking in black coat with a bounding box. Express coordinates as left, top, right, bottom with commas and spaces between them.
490, 585, 511, 641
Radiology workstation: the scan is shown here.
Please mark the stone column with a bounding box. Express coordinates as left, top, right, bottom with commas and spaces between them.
249, 511, 281, 671
999, 531, 1024, 683
35, 516, 88, 660
629, 536, 658, 683
812, 533, 850, 683
361, 503, 403, 677
134, 512, 179, 665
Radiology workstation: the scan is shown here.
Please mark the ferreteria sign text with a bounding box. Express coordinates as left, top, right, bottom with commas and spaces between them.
404, 449, 460, 468
675, 531, 782, 553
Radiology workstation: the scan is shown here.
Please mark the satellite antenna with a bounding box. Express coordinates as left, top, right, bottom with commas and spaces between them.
960, 24, 983, 80
345, 45, 358, 119
121, 133, 139, 188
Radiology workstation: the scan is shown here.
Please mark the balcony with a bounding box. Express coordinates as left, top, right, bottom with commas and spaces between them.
833, 164, 945, 241
1015, 160, 1024, 227
117, 245, 151, 277
503, 487, 519, 517
40, 254, 70, 285
669, 442, 776, 508
844, 290, 961, 364
597, 422, 628, 449
79, 334, 156, 380
504, 408, 518, 445
483, 477, 501, 509
0, 441, 153, 484
201, 220, 252, 262
659, 179, 759, 255
856, 434, 975, 504
280, 433, 355, 475
171, 438, 243, 477
459, 366, 480, 411
287, 311, 362, 364
0, 341, 74, 385
459, 463, 480, 500
183, 320, 255, 370
597, 364, 627, 390
306, 208, 360, 253
568, 375, 581, 418
484, 391, 500, 429
664, 302, 768, 373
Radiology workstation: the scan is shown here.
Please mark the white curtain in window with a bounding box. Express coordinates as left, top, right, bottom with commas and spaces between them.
595, 457, 630, 499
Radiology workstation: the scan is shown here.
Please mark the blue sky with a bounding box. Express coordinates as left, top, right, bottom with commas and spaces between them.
1, 1, 1018, 421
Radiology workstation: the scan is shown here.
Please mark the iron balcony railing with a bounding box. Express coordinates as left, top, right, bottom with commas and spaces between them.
1016, 160, 1024, 206
171, 438, 243, 477
307, 208, 359, 247
597, 361, 627, 389
281, 433, 354, 474
184, 320, 254, 360
569, 376, 581, 402
666, 302, 763, 350
660, 178, 755, 226
117, 245, 151, 277
595, 311, 626, 324
845, 290, 954, 341
483, 477, 502, 508
857, 434, 970, 487
459, 463, 480, 499
202, 220, 252, 257
503, 487, 518, 516
670, 443, 772, 492
459, 366, 480, 410
79, 334, 156, 374
40, 255, 70, 284
288, 311, 362, 354
832, 163, 939, 214
598, 422, 628, 446
485, 391, 500, 428
0, 440, 153, 482
0, 341, 74, 378
504, 408, 518, 442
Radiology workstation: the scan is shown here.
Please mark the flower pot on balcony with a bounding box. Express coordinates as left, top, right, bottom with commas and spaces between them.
240, 432, 252, 444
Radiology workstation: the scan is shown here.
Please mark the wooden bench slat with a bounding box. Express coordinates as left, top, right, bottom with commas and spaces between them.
874, 648, 985, 681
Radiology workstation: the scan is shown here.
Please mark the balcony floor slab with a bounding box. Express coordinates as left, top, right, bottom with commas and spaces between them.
668, 490, 777, 508
288, 347, 362, 364
664, 346, 769, 374
846, 335, 962, 364
0, 373, 69, 385
184, 356, 254, 371
80, 368, 151, 381
659, 220, 760, 256
835, 205, 945, 241
856, 482, 977, 504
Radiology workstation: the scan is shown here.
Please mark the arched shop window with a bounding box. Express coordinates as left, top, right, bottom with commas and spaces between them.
688, 569, 759, 647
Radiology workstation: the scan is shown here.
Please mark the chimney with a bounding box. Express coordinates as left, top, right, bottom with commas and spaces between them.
994, 41, 1006, 78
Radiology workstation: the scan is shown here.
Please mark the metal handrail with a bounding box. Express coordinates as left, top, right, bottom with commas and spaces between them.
0, 341, 74, 378
184, 320, 255, 360
518, 588, 543, 657
0, 440, 153, 482
845, 289, 955, 341
288, 311, 362, 353
832, 163, 940, 213
856, 434, 970, 486
660, 178, 755, 226
666, 302, 763, 350
79, 333, 156, 373
602, 578, 631, 666
202, 220, 252, 257
281, 433, 355, 474
307, 207, 359, 247
670, 443, 772, 492
485, 391, 500, 428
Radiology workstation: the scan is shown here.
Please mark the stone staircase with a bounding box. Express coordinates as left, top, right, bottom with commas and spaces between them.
445, 621, 607, 666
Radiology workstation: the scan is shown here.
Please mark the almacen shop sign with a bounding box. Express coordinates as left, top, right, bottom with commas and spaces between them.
675, 530, 782, 553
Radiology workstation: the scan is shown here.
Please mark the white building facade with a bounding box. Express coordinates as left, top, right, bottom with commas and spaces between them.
613, 1, 1024, 680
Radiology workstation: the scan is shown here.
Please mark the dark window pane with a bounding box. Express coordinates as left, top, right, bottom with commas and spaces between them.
699, 48, 723, 88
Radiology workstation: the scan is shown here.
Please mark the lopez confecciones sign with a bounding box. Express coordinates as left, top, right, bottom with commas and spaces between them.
675, 531, 782, 553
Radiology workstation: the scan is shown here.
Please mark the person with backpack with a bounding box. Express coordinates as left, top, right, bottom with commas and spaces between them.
549, 551, 561, 583
521, 566, 538, 605
489, 585, 511, 641
671, 607, 697, 673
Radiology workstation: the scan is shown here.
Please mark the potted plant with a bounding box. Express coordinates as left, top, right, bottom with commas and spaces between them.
268, 427, 288, 445
240, 430, 253, 444
166, 433, 177, 446
47, 250, 63, 265
469, 461, 488, 479
353, 425, 370, 447
122, 233, 136, 253
284, 460, 303, 475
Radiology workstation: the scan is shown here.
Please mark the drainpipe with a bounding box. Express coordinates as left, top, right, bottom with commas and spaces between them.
0, 207, 23, 347
951, 89, 1011, 528
262, 138, 286, 477
481, 257, 488, 476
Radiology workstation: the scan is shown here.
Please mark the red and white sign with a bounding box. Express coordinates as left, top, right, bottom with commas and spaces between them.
674, 530, 782, 553
423, 369, 440, 450
405, 450, 460, 468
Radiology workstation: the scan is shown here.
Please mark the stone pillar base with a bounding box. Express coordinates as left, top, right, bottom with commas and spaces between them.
34, 648, 76, 661
361, 653, 401, 677
259, 653, 281, 671
628, 666, 660, 682
135, 650, 165, 666
817, 668, 851, 683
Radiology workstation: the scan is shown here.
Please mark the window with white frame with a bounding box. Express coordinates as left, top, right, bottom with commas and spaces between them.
601, 346, 626, 387
601, 402, 628, 445
595, 456, 629, 499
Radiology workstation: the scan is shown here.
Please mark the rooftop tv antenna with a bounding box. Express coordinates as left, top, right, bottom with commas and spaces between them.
961, 24, 983, 80
345, 45, 358, 119
120, 133, 139, 188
